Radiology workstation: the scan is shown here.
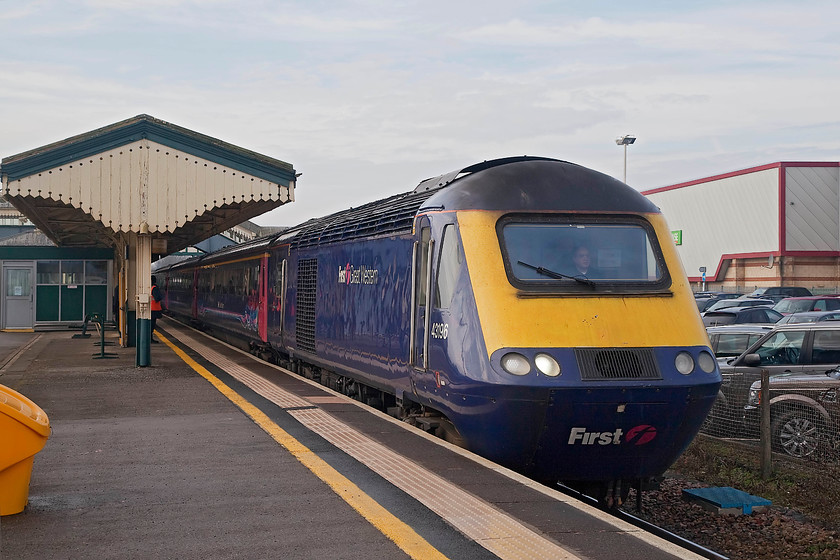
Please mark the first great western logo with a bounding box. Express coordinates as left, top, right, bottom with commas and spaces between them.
567, 425, 657, 446
338, 264, 379, 285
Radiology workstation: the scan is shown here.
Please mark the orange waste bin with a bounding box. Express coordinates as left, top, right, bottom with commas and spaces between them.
0, 384, 50, 515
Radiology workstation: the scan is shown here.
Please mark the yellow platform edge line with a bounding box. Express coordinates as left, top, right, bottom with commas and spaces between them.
159, 332, 449, 560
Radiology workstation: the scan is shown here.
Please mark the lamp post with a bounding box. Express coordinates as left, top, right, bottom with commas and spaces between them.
615, 135, 636, 183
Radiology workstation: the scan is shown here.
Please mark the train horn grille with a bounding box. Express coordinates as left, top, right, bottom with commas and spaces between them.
575, 348, 662, 381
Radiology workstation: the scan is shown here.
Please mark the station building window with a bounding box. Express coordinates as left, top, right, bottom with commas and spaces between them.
37, 261, 60, 284
35, 259, 111, 322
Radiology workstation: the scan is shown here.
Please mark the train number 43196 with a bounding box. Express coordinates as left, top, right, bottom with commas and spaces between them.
431, 322, 449, 339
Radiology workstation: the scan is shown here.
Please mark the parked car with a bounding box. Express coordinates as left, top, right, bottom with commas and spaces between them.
747, 286, 813, 303
707, 323, 840, 434
696, 298, 718, 312
696, 292, 744, 312
776, 311, 840, 325
695, 291, 743, 300
706, 324, 774, 359
702, 307, 782, 327
773, 296, 840, 315
705, 298, 774, 312
744, 368, 840, 458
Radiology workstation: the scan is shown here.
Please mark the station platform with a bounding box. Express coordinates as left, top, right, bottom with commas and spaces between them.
0, 319, 704, 560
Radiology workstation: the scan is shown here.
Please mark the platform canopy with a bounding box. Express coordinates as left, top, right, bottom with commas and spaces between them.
0, 114, 296, 254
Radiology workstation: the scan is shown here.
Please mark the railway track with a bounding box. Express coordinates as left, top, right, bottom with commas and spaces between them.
555, 483, 729, 560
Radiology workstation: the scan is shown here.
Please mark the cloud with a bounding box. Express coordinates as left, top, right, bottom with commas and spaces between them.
1, 1, 839, 228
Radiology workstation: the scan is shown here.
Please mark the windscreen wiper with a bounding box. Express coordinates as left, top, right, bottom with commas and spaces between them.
517, 261, 596, 288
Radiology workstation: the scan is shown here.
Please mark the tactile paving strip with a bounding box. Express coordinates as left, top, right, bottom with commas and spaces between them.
171, 327, 580, 559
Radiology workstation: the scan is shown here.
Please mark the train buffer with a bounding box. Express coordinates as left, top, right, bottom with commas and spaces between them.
682, 486, 771, 515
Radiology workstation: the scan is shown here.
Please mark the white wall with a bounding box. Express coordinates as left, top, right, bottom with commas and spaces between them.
646, 168, 780, 279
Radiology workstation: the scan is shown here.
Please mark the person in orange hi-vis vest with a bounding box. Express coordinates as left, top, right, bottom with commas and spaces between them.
150, 275, 163, 343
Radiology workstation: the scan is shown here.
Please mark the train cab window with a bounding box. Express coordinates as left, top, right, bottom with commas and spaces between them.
497, 217, 670, 292
435, 224, 462, 309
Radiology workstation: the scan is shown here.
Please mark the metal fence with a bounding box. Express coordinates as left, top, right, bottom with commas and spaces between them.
699, 374, 839, 465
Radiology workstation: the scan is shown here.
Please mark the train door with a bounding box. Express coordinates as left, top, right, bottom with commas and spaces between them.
411, 220, 433, 370
410, 221, 462, 396
270, 257, 287, 343
258, 254, 269, 342
191, 269, 199, 319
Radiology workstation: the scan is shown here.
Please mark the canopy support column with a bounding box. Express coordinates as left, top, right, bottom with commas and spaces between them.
134, 233, 153, 367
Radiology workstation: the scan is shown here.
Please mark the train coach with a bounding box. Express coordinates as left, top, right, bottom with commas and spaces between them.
159, 156, 721, 504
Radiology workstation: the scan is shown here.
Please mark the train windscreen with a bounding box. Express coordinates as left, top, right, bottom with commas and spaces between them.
498, 217, 668, 290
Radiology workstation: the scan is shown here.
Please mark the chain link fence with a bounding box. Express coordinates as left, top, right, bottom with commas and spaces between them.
700, 373, 840, 464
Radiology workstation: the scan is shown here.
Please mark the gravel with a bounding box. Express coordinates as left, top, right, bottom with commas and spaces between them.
620, 475, 840, 560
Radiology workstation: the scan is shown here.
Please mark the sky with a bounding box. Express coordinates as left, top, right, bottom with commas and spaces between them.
1, 0, 838, 227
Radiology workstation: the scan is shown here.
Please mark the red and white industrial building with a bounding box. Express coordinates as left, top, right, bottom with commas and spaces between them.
642, 162, 840, 294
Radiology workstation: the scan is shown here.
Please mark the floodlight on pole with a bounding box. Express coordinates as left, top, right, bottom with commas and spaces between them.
615, 135, 636, 183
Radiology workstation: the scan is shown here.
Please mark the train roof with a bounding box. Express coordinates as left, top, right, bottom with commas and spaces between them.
270, 189, 435, 250
419, 157, 660, 214
158, 234, 277, 271
163, 157, 661, 260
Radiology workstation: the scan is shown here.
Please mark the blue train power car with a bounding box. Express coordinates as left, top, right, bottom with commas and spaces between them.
160, 157, 720, 503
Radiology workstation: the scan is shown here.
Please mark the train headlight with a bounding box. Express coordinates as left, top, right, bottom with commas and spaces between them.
501, 352, 531, 376
675, 351, 695, 375
534, 353, 561, 377
698, 351, 717, 373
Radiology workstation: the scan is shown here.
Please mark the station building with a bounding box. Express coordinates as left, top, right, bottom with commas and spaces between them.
0, 217, 274, 331
643, 162, 840, 294
0, 114, 296, 368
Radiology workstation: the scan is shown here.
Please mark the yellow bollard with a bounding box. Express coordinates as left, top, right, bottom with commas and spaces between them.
0, 384, 51, 515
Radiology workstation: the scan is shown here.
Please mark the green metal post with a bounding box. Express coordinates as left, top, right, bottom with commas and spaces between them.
136, 318, 151, 367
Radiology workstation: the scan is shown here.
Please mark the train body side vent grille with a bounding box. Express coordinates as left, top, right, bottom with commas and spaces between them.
575, 348, 662, 380
296, 258, 317, 354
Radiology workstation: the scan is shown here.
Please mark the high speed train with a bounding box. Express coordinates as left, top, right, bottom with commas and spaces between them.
158, 156, 721, 504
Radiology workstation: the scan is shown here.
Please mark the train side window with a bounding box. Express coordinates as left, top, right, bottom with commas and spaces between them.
249, 263, 259, 295
417, 226, 431, 307
274, 261, 283, 296
435, 224, 462, 310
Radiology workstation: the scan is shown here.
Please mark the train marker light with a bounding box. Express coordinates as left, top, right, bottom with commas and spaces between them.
534, 353, 561, 376
698, 351, 716, 373
675, 351, 695, 375
501, 352, 531, 375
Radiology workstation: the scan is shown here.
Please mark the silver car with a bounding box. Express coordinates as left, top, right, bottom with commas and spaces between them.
705, 323, 840, 435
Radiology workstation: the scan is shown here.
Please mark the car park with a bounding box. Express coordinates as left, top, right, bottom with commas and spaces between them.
702, 307, 782, 327
775, 311, 840, 325
706, 324, 773, 359
705, 298, 774, 312
772, 295, 840, 315
706, 323, 840, 435
747, 286, 812, 303
744, 368, 840, 458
